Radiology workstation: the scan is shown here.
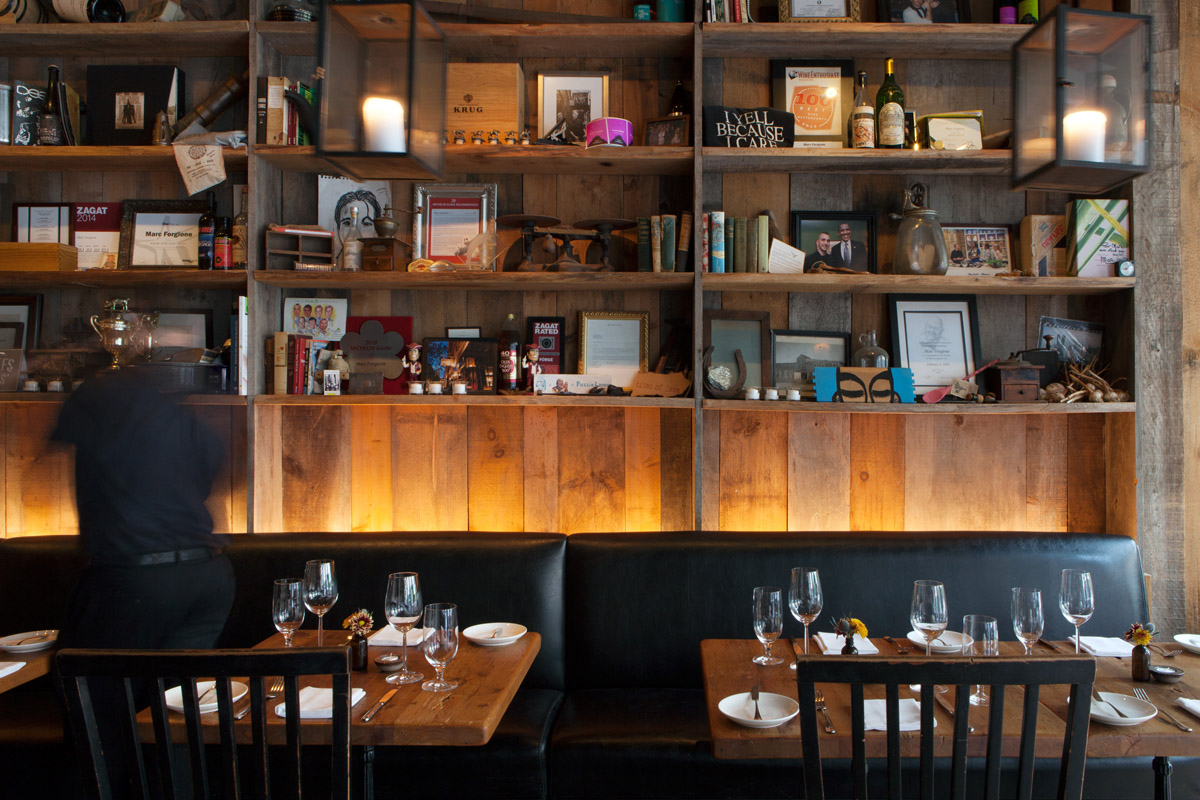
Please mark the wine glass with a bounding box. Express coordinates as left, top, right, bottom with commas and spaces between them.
752, 586, 784, 666
384, 572, 424, 685
910, 580, 948, 657
272, 578, 305, 647
422, 602, 459, 693
1011, 587, 1044, 655
789, 568, 823, 666
962, 614, 999, 706
1059, 569, 1095, 653
303, 559, 338, 646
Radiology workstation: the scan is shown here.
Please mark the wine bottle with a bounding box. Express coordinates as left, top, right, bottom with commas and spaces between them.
994, 0, 1017, 24
851, 70, 875, 150
875, 59, 905, 149
498, 313, 521, 393
214, 217, 233, 270
1017, 0, 1037, 24
51, 0, 125, 23
197, 191, 216, 270
232, 186, 249, 269
667, 81, 690, 117
341, 207, 363, 272
36, 66, 66, 146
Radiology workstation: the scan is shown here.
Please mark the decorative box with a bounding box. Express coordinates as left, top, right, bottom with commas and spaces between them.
1067, 199, 1129, 277
360, 237, 408, 271
445, 63, 525, 142
0, 243, 78, 271
985, 358, 1044, 403
1020, 214, 1067, 277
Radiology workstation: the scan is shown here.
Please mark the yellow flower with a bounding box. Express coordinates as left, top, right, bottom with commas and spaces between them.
850, 618, 868, 639
1129, 628, 1152, 646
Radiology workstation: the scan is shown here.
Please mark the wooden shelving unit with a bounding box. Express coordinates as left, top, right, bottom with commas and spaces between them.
0, 20, 249, 57
0, 146, 249, 173
701, 274, 1135, 295
701, 148, 1011, 175
255, 270, 693, 291
255, 394, 694, 408
701, 22, 1025, 60
0, 269, 247, 290
703, 399, 1137, 414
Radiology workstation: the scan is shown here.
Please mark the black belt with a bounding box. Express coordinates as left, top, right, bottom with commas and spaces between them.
95, 547, 223, 567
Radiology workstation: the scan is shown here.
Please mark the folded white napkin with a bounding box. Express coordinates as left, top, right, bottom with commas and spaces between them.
274, 686, 366, 719
0, 662, 25, 680
368, 627, 427, 647
814, 632, 879, 655
1078, 636, 1134, 658
863, 698, 933, 731
1178, 698, 1200, 720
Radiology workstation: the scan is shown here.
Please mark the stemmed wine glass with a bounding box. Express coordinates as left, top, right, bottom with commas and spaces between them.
422, 603, 459, 693
1011, 587, 1044, 655
789, 568, 823, 666
910, 580, 949, 694
384, 572, 424, 685
752, 586, 784, 666
962, 614, 999, 706
1059, 569, 1095, 653
272, 578, 305, 647
303, 560, 338, 646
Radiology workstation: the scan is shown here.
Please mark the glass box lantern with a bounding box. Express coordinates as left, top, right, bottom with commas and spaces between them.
1013, 7, 1151, 193
318, 0, 446, 180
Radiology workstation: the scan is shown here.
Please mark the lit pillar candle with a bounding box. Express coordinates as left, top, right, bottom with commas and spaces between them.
1063, 110, 1106, 162
362, 96, 406, 152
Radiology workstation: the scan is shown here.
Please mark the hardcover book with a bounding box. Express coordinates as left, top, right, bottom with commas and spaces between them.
73, 202, 123, 270
11, 79, 43, 146
86, 65, 184, 146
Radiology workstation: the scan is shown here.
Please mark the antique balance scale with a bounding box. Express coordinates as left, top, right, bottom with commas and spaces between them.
497, 215, 636, 272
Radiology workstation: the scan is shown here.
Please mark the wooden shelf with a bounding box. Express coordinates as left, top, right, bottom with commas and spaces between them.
0, 393, 246, 405
0, 269, 247, 290
0, 21, 249, 57
702, 148, 1010, 175
254, 270, 694, 291
702, 274, 1135, 296
0, 146, 248, 173
703, 400, 1137, 414
701, 22, 1025, 60
254, 394, 695, 408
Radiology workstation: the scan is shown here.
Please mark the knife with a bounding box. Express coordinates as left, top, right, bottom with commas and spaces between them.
361, 688, 398, 723
1039, 638, 1065, 653
932, 690, 974, 733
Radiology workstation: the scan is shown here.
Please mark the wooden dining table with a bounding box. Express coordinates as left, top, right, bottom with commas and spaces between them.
702, 638, 1200, 799
0, 647, 55, 695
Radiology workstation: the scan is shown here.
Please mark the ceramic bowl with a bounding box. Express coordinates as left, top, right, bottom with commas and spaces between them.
374, 654, 405, 674
1150, 665, 1184, 684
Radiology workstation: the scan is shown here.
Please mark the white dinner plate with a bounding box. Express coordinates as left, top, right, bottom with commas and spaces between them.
718, 692, 800, 729
1173, 633, 1200, 655
1090, 691, 1156, 726
463, 622, 527, 647
0, 629, 58, 653
907, 630, 966, 654
164, 681, 249, 714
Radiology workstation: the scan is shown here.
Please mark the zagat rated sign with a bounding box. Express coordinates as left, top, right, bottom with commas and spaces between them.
702, 105, 791, 148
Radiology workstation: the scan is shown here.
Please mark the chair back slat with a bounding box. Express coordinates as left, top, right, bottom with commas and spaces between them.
918, 684, 935, 800
798, 681, 823, 800
283, 676, 303, 799
850, 683, 867, 799
983, 683, 1006, 800
148, 686, 178, 800
948, 683, 970, 800
117, 677, 151, 800
214, 676, 241, 800
248, 679, 270, 800
885, 684, 901, 800
1016, 683, 1041, 800
178, 678, 212, 799
331, 672, 352, 800
1057, 682, 1092, 800
64, 676, 112, 800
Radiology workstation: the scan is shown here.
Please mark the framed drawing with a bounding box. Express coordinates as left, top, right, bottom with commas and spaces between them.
771, 329, 850, 396
0, 295, 41, 354
779, 0, 859, 23
284, 297, 349, 341
942, 224, 1014, 276
117, 199, 206, 269
878, 0, 969, 23
537, 72, 609, 143
578, 311, 649, 390
412, 183, 497, 266
13, 204, 72, 243
704, 309, 772, 390
644, 115, 690, 146
790, 210, 877, 273
771, 61, 854, 148
889, 294, 981, 396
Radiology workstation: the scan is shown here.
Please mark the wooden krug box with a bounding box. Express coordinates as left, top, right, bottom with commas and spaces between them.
361, 238, 408, 271
445, 63, 525, 141
986, 357, 1044, 403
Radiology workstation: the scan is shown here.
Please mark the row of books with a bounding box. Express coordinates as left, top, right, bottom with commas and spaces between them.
268, 331, 334, 395
255, 76, 313, 146
703, 0, 754, 23
700, 212, 772, 274
636, 213, 693, 272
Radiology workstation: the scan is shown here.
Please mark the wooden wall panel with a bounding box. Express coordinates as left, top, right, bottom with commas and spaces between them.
467, 406, 525, 532
1025, 415, 1069, 532
849, 414, 905, 531
5, 403, 75, 537
660, 407, 694, 531
718, 410, 787, 531
253, 403, 283, 532
1067, 414, 1108, 534
624, 408, 662, 532
1105, 412, 1138, 538
280, 405, 352, 533
391, 406, 468, 532
557, 407, 625, 533
700, 409, 721, 530
195, 406, 235, 535
351, 405, 395, 532
788, 413, 850, 533
523, 407, 559, 532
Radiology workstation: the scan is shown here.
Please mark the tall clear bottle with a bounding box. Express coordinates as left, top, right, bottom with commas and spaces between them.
875, 58, 905, 149
851, 70, 875, 149
341, 207, 363, 272
1099, 74, 1130, 162
36, 66, 66, 146
232, 186, 249, 269
497, 313, 521, 393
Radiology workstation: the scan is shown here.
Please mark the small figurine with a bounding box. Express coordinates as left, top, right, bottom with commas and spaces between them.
403, 342, 423, 383
504, 130, 518, 145
453, 130, 466, 145
487, 129, 501, 145
519, 129, 532, 146
471, 131, 485, 145
522, 345, 541, 392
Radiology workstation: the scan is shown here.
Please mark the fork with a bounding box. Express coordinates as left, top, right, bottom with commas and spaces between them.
1134, 687, 1193, 732
883, 636, 911, 655
235, 677, 284, 720
751, 683, 762, 720
815, 689, 837, 734
1149, 645, 1183, 659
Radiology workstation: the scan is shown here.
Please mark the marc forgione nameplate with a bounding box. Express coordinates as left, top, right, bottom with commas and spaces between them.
814, 367, 915, 404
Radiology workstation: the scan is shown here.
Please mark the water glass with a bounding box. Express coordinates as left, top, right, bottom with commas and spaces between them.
789, 567, 823, 662
1011, 587, 1044, 655
1059, 569, 1095, 653
384, 572, 424, 685
962, 614, 999, 706
422, 603, 459, 693
752, 586, 784, 666
272, 579, 305, 647
910, 580, 948, 656
303, 559, 338, 646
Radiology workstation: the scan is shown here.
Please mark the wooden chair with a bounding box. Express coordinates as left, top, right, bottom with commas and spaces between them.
57, 647, 351, 800
795, 654, 1096, 800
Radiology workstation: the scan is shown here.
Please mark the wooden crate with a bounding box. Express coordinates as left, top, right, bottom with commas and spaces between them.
0, 243, 78, 271
445, 63, 525, 139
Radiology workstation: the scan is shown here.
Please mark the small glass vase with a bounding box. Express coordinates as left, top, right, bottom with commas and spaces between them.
351, 632, 369, 671
841, 636, 858, 655
1131, 644, 1151, 682
853, 330, 889, 368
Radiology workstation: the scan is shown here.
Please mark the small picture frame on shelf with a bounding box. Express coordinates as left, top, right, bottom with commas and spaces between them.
117, 199, 206, 270
578, 311, 649, 391
13, 204, 72, 243
422, 337, 499, 394
771, 329, 850, 397
644, 115, 690, 146
771, 61, 854, 148
446, 326, 481, 339
0, 295, 42, 355
889, 294, 981, 396
779, 0, 859, 22
284, 297, 349, 341
704, 309, 772, 390
537, 71, 610, 143
878, 0, 969, 23
942, 224, 1014, 276
412, 183, 498, 266
1038, 315, 1104, 366
790, 210, 877, 273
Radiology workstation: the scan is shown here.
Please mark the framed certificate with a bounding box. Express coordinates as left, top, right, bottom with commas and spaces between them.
779, 0, 859, 23
13, 204, 72, 243
578, 311, 648, 391
771, 61, 854, 147
117, 199, 206, 269
889, 294, 981, 396
412, 183, 497, 266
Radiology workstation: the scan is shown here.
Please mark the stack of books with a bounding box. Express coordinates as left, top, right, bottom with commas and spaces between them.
699, 212, 771, 273
635, 213, 693, 272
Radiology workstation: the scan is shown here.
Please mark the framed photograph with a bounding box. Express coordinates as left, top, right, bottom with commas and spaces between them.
943, 224, 1014, 276
771, 329, 850, 396
879, 0, 969, 23
284, 297, 349, 341
413, 183, 498, 266
771, 61, 853, 148
889, 294, 982, 395
779, 0, 860, 22
446, 326, 480, 339
422, 337, 499, 394
537, 71, 609, 143
704, 309, 772, 389
317, 174, 391, 264
0, 349, 20, 392
578, 311, 649, 391
117, 199, 206, 270
1038, 315, 1104, 365
644, 115, 690, 146
790, 211, 877, 274
131, 309, 212, 352
0, 295, 41, 354
13, 204, 72, 243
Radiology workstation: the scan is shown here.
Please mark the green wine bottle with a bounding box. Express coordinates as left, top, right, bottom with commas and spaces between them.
875, 58, 906, 149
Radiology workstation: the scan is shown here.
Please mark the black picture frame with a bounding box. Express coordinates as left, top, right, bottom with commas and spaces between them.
644, 115, 690, 146
445, 326, 481, 339
771, 60, 854, 148
0, 295, 42, 354
771, 329, 850, 396
878, 0, 970, 23
117, 199, 207, 270
422, 337, 499, 394
1038, 315, 1105, 366
790, 210, 877, 274
888, 293, 982, 396
704, 309, 772, 390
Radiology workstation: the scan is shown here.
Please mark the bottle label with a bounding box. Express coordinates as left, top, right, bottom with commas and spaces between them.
37, 116, 64, 146
879, 102, 905, 146
499, 349, 519, 387
852, 107, 875, 149
52, 0, 91, 23
214, 236, 232, 269
232, 225, 247, 266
